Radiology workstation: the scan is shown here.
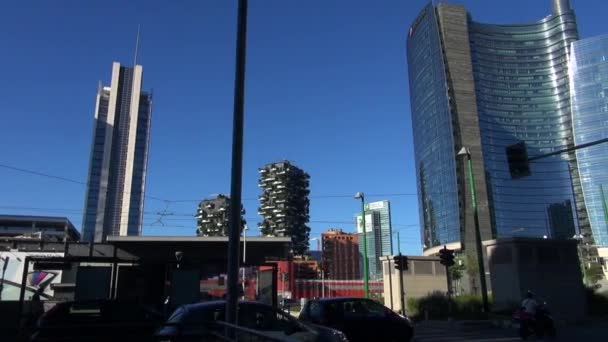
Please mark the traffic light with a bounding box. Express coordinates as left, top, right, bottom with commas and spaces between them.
506, 142, 530, 179
439, 246, 455, 267
393, 255, 408, 271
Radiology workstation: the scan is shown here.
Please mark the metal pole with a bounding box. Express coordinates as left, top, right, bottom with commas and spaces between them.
466, 154, 490, 314
528, 137, 608, 161
360, 196, 370, 298
242, 228, 247, 299
0, 257, 8, 301
397, 231, 401, 255
226, 0, 248, 326
446, 263, 453, 316
18, 256, 30, 332
387, 257, 393, 310
321, 269, 325, 298
398, 254, 405, 315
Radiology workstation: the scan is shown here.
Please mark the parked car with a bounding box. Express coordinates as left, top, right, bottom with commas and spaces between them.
155, 300, 348, 342
30, 300, 164, 342
299, 297, 413, 342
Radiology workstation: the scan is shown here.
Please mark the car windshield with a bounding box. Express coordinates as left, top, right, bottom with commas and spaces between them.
342, 300, 385, 318
167, 307, 185, 323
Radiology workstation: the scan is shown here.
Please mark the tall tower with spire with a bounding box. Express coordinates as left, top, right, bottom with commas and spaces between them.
82, 62, 152, 242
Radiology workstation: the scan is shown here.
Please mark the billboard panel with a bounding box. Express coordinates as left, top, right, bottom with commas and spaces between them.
0, 251, 63, 301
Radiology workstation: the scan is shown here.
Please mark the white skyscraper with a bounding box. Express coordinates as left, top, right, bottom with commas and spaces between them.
82, 62, 152, 242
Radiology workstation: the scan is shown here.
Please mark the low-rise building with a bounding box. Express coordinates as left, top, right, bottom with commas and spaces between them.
0, 214, 80, 242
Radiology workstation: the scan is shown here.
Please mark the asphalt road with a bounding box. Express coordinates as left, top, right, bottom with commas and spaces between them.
413, 321, 608, 342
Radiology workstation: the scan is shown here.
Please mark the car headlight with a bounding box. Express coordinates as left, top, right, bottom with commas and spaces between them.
399, 314, 412, 324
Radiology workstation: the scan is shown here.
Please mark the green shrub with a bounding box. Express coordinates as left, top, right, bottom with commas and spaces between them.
407, 292, 491, 320
585, 286, 608, 316
407, 297, 421, 317
454, 294, 485, 319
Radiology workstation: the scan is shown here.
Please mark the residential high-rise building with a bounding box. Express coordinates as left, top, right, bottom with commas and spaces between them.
258, 161, 311, 255
570, 34, 608, 271
321, 228, 360, 280
407, 0, 587, 260
82, 62, 152, 242
355, 200, 393, 280
196, 194, 246, 236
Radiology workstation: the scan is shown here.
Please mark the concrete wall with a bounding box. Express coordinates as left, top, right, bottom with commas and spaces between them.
382, 256, 448, 314
486, 238, 586, 319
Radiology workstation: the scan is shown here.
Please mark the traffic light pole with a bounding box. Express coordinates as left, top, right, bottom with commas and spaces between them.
445, 263, 453, 316
528, 137, 608, 161
387, 257, 393, 310
398, 254, 405, 315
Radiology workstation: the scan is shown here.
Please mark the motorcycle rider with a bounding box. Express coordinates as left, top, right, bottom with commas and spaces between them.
521, 290, 538, 317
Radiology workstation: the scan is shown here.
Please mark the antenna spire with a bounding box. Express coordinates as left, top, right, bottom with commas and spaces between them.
134, 24, 141, 66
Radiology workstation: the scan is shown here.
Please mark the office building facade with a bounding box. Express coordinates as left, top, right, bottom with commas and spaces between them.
321, 228, 360, 280
258, 161, 311, 255
196, 194, 246, 236
570, 35, 608, 271
355, 200, 393, 280
407, 0, 587, 255
82, 62, 152, 242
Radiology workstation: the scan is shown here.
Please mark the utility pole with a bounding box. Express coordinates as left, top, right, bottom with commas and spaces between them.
226, 0, 248, 327
398, 254, 405, 315
387, 256, 393, 310
393, 255, 407, 315
355, 192, 369, 298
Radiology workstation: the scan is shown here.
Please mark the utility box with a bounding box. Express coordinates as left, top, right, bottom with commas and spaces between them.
381, 256, 448, 314
485, 237, 586, 319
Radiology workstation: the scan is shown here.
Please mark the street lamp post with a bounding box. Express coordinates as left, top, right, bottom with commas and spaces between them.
457, 147, 490, 314
573, 234, 588, 285
354, 192, 369, 298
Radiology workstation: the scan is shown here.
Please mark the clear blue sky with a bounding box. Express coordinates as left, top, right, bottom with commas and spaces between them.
0, 0, 605, 256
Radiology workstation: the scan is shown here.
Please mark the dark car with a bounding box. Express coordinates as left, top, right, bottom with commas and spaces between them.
155, 300, 348, 342
299, 297, 413, 342
30, 300, 164, 342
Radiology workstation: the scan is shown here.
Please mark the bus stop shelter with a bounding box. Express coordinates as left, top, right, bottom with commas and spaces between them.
16, 235, 292, 326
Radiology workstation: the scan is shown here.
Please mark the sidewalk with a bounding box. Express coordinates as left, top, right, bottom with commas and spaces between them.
415, 319, 497, 331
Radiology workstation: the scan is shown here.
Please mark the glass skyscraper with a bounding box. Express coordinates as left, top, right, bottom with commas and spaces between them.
355, 200, 393, 280
570, 35, 608, 262
407, 0, 587, 255
82, 62, 152, 242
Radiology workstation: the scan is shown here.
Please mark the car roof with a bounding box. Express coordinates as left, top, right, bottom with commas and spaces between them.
311, 297, 372, 303
181, 300, 268, 312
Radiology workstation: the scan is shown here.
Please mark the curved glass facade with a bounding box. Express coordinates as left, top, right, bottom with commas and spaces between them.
407, 4, 461, 249
407, 1, 587, 253
570, 36, 608, 247
469, 11, 580, 239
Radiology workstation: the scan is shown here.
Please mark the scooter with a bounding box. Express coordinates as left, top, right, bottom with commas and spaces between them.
512, 302, 556, 340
